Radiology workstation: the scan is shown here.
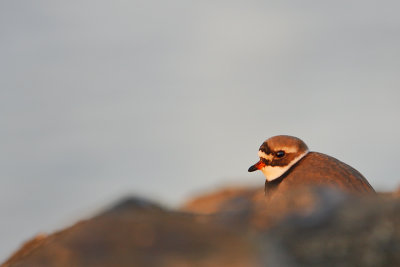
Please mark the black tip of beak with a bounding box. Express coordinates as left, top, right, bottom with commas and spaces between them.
248, 165, 258, 172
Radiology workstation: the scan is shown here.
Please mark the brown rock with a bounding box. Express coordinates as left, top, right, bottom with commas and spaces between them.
2, 197, 258, 267
262, 195, 400, 267
181, 187, 262, 214
3, 186, 400, 267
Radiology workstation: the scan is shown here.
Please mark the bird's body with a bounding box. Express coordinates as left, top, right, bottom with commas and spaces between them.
248, 135, 375, 197
263, 151, 374, 197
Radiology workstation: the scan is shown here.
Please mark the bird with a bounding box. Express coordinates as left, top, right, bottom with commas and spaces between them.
248, 135, 375, 197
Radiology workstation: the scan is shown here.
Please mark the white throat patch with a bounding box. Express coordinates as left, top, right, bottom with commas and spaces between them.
260, 151, 309, 181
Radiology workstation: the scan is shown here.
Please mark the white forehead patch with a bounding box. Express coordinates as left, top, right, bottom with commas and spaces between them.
260, 150, 309, 181
258, 150, 273, 161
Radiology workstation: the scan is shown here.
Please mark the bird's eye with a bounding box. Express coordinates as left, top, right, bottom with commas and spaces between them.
276, 151, 285, 158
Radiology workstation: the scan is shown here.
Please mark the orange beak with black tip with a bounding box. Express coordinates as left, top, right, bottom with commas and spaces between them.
248, 160, 265, 172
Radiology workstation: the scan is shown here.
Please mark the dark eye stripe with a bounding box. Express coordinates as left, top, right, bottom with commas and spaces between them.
269, 152, 298, 167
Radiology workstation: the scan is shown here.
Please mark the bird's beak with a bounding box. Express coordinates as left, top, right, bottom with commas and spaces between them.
248, 160, 265, 172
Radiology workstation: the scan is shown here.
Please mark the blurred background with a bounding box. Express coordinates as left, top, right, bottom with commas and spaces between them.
1, 0, 400, 261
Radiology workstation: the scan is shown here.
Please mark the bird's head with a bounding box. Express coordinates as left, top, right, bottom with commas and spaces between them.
248, 135, 309, 181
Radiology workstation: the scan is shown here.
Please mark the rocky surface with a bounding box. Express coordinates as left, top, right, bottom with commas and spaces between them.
263, 194, 400, 266
3, 186, 400, 267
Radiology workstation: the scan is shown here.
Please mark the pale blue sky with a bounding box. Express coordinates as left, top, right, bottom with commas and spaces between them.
1, 0, 400, 261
